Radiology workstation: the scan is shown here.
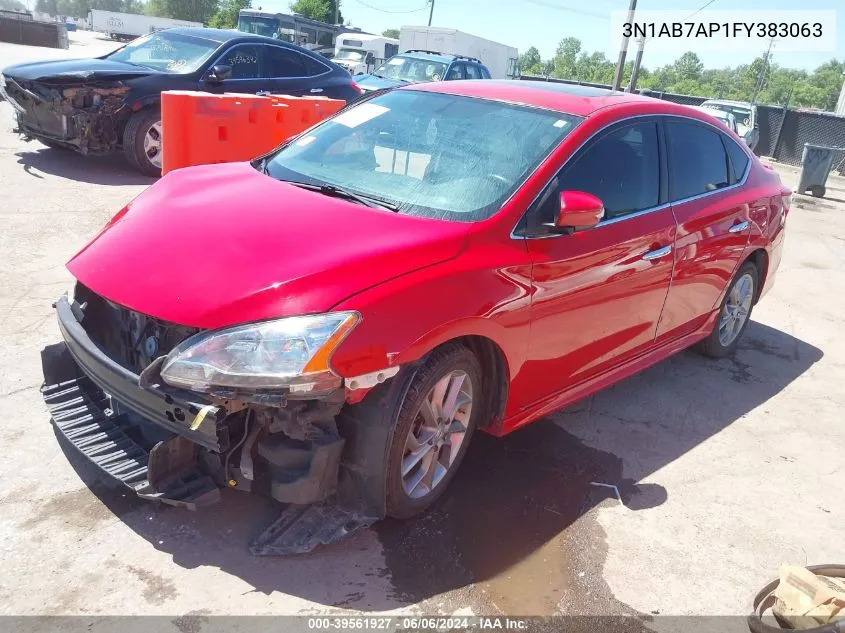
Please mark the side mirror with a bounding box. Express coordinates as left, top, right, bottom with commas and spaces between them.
205, 64, 232, 83
555, 191, 605, 233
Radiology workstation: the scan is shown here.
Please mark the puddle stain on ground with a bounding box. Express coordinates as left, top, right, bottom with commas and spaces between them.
376, 421, 662, 623
19, 484, 145, 534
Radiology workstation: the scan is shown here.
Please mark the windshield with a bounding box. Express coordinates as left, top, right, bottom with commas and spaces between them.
336, 48, 365, 61
106, 32, 220, 73
703, 102, 752, 135
237, 15, 279, 38
264, 90, 581, 222
373, 56, 447, 83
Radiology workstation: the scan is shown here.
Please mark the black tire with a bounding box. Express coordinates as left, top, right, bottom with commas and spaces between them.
337, 344, 484, 521
123, 108, 162, 177
697, 261, 759, 358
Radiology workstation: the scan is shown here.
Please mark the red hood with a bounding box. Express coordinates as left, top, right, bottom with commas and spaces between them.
68, 162, 469, 329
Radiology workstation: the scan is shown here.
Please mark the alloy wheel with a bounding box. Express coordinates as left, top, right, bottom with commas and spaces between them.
401, 370, 473, 499
143, 120, 163, 169
718, 272, 754, 347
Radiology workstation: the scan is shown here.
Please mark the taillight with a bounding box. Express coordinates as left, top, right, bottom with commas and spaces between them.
350, 81, 362, 95
782, 192, 792, 213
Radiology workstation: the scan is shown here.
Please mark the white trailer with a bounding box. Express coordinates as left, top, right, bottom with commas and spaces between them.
89, 10, 202, 41
398, 26, 518, 79
334, 33, 399, 75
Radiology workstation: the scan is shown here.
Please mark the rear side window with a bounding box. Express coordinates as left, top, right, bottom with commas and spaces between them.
445, 63, 464, 80
264, 46, 307, 78
666, 120, 730, 200
465, 64, 481, 79
558, 121, 660, 220
724, 137, 750, 183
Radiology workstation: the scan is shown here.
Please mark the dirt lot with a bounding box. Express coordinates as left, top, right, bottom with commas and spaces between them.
1, 35, 844, 630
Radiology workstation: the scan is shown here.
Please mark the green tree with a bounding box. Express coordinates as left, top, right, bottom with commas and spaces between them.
382, 28, 399, 39
209, 0, 250, 28
145, 0, 219, 22
518, 46, 542, 75
289, 0, 342, 24
1, 0, 27, 10
673, 51, 703, 82
551, 37, 580, 79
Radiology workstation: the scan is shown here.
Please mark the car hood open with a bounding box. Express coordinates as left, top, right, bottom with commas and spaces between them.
68, 162, 469, 329
2, 58, 157, 83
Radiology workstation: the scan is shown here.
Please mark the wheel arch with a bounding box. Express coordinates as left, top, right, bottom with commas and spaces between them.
744, 247, 769, 303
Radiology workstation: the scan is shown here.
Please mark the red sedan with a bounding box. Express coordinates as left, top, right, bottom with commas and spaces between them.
43, 80, 790, 553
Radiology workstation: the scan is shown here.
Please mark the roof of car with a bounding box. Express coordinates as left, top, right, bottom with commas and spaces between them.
398, 50, 480, 63
701, 98, 754, 108
409, 79, 660, 116
163, 27, 282, 44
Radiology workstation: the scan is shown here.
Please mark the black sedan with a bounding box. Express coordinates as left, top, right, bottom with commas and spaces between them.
0, 28, 361, 175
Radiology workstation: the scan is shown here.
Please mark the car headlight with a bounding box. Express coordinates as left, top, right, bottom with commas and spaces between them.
160, 312, 360, 396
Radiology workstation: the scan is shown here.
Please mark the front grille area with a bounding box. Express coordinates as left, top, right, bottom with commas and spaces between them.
75, 284, 201, 374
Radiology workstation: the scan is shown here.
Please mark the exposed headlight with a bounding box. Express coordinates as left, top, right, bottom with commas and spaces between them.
160, 312, 360, 396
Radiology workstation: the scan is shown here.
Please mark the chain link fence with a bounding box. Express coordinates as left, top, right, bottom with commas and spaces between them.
520, 75, 845, 174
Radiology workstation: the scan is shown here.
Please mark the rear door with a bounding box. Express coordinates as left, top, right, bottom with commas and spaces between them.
260, 44, 323, 97
655, 116, 761, 343
515, 118, 676, 407
464, 63, 483, 80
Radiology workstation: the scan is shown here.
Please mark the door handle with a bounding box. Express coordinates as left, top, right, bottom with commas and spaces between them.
642, 245, 672, 261
728, 220, 749, 233
309, 88, 324, 93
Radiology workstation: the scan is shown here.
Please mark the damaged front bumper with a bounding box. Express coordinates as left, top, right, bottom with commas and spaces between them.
42, 295, 376, 553
2, 76, 128, 154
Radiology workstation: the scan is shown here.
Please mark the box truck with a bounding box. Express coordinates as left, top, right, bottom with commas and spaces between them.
89, 10, 202, 41
334, 33, 399, 75
399, 26, 518, 79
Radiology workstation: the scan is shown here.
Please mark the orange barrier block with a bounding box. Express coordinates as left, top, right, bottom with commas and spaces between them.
161, 91, 345, 175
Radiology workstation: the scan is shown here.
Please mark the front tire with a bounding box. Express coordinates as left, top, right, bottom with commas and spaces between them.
123, 108, 162, 177
697, 261, 758, 358
385, 345, 482, 519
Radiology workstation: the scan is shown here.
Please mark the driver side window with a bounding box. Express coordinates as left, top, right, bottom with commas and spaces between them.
519, 120, 661, 235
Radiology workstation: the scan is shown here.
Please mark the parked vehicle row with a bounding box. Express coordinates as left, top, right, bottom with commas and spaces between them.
0, 28, 362, 176
40, 80, 790, 553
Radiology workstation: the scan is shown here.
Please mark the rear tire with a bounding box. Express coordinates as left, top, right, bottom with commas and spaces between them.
123, 108, 162, 177
697, 261, 758, 358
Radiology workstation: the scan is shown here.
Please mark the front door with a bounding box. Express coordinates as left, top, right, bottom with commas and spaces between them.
200, 43, 315, 97
515, 119, 676, 407
200, 43, 268, 95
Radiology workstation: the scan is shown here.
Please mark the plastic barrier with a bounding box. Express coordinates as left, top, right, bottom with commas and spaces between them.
160, 91, 345, 175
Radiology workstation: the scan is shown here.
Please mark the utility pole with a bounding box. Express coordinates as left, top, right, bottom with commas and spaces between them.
334, 0, 339, 25
612, 0, 637, 91
428, 0, 435, 26
751, 36, 775, 104
628, 37, 645, 92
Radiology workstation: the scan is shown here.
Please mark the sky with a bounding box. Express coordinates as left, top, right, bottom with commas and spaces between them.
256, 0, 843, 72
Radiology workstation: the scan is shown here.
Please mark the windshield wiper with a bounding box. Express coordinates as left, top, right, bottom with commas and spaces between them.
282, 180, 401, 212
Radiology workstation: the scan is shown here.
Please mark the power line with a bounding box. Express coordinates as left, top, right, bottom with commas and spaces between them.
352, 0, 430, 13
523, 0, 610, 21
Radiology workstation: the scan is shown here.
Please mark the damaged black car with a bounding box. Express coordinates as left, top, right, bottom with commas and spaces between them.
0, 27, 362, 176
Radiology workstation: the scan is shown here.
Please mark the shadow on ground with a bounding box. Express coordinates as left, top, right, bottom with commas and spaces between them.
15, 146, 155, 186
51, 321, 822, 614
